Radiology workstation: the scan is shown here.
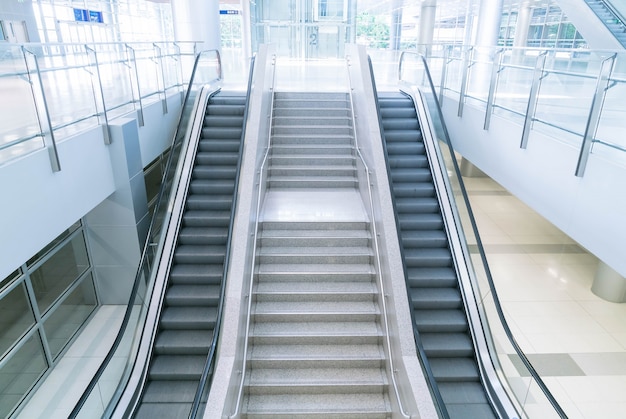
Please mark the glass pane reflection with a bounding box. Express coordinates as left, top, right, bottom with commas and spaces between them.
0, 333, 48, 418
30, 232, 89, 314
0, 284, 35, 358
44, 274, 97, 360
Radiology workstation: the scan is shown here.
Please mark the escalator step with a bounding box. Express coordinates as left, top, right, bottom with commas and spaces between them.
160, 306, 218, 330
201, 127, 243, 140
411, 288, 462, 309
400, 229, 448, 248
391, 168, 432, 183
384, 131, 424, 144
149, 355, 206, 380
165, 284, 221, 306
414, 309, 469, 333
198, 139, 241, 153
388, 154, 428, 169
196, 152, 239, 166
174, 244, 225, 264
192, 166, 237, 180
204, 115, 244, 127
429, 358, 480, 382
186, 195, 232, 211
404, 247, 453, 267
154, 330, 213, 355
420, 332, 474, 358
178, 227, 229, 245
380, 107, 416, 119
382, 118, 420, 131
392, 183, 435, 198
169, 264, 224, 285
406, 267, 458, 288
395, 197, 440, 214
182, 210, 231, 227
398, 213, 444, 230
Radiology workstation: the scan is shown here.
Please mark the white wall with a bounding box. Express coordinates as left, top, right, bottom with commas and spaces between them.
441, 95, 626, 278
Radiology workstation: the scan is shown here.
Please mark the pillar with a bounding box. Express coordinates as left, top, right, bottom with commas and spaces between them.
418, 0, 437, 54
513, 0, 532, 48
171, 0, 221, 51
592, 261, 626, 303
474, 0, 504, 48
390, 0, 403, 50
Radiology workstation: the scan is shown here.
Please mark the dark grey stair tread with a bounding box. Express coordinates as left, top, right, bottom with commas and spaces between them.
141, 380, 199, 403
414, 309, 468, 332
149, 355, 205, 380
185, 195, 232, 210
178, 227, 229, 245
411, 288, 462, 309
165, 284, 220, 305
169, 264, 223, 284
420, 332, 474, 357
160, 306, 218, 329
429, 358, 480, 382
154, 329, 213, 354
134, 402, 191, 419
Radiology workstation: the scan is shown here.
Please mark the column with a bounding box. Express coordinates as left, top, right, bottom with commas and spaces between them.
513, 0, 532, 48
592, 261, 626, 303
418, 0, 437, 54
171, 0, 221, 50
390, 0, 403, 50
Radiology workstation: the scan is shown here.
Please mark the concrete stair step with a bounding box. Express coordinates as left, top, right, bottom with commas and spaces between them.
249, 343, 384, 360
250, 320, 381, 337
255, 280, 376, 294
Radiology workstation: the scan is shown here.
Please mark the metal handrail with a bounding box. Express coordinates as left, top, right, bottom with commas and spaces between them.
399, 50, 568, 418
346, 54, 411, 419
228, 52, 277, 419
368, 56, 451, 419
188, 54, 257, 419
68, 49, 222, 418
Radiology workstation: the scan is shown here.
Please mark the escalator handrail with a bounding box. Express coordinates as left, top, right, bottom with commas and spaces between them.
68, 49, 223, 419
398, 50, 568, 418
366, 55, 451, 419
228, 51, 278, 419
346, 53, 410, 419
188, 54, 257, 419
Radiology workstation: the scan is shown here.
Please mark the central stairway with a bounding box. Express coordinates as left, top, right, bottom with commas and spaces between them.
239, 92, 393, 418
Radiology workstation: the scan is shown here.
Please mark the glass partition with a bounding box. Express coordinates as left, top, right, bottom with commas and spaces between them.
399, 51, 567, 418
422, 45, 626, 172
70, 49, 222, 418
0, 41, 198, 168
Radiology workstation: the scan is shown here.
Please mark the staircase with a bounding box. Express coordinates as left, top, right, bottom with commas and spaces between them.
136, 91, 246, 418
239, 92, 393, 418
378, 92, 496, 419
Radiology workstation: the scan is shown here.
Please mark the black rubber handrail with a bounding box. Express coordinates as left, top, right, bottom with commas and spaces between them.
366, 56, 451, 419
68, 49, 222, 419
188, 54, 257, 419
399, 51, 568, 418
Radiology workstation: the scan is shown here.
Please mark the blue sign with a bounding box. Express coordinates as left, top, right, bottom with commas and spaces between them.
73, 8, 103, 23
220, 10, 240, 15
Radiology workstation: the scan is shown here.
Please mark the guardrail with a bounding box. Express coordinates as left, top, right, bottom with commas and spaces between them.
420, 44, 625, 177
0, 41, 199, 170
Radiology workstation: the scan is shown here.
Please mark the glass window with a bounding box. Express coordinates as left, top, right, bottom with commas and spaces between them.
0, 284, 35, 358
0, 333, 48, 419
44, 274, 97, 360
0, 268, 22, 291
26, 222, 81, 268
30, 232, 90, 314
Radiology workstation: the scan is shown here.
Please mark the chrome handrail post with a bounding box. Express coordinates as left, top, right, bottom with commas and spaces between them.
125, 44, 145, 126
520, 50, 547, 149
484, 48, 504, 130
575, 53, 617, 177
439, 45, 451, 103
153, 43, 168, 114
85, 45, 112, 145
21, 46, 61, 172
173, 42, 184, 103
458, 46, 474, 117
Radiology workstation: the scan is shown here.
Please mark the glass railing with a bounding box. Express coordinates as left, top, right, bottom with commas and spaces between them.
399, 51, 567, 418
420, 44, 626, 176
0, 41, 199, 168
69, 49, 222, 418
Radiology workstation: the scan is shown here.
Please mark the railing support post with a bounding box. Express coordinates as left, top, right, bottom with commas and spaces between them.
21, 46, 61, 172
439, 45, 451, 104
153, 43, 168, 114
125, 44, 145, 126
458, 46, 474, 117
85, 45, 111, 145
173, 42, 184, 104
484, 49, 504, 130
520, 51, 547, 149
575, 53, 616, 177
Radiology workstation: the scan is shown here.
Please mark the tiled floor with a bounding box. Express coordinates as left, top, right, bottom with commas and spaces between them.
464, 175, 626, 419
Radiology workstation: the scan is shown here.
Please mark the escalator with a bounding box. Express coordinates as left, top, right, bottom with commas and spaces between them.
134, 90, 246, 418
583, 0, 626, 48
378, 91, 498, 419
